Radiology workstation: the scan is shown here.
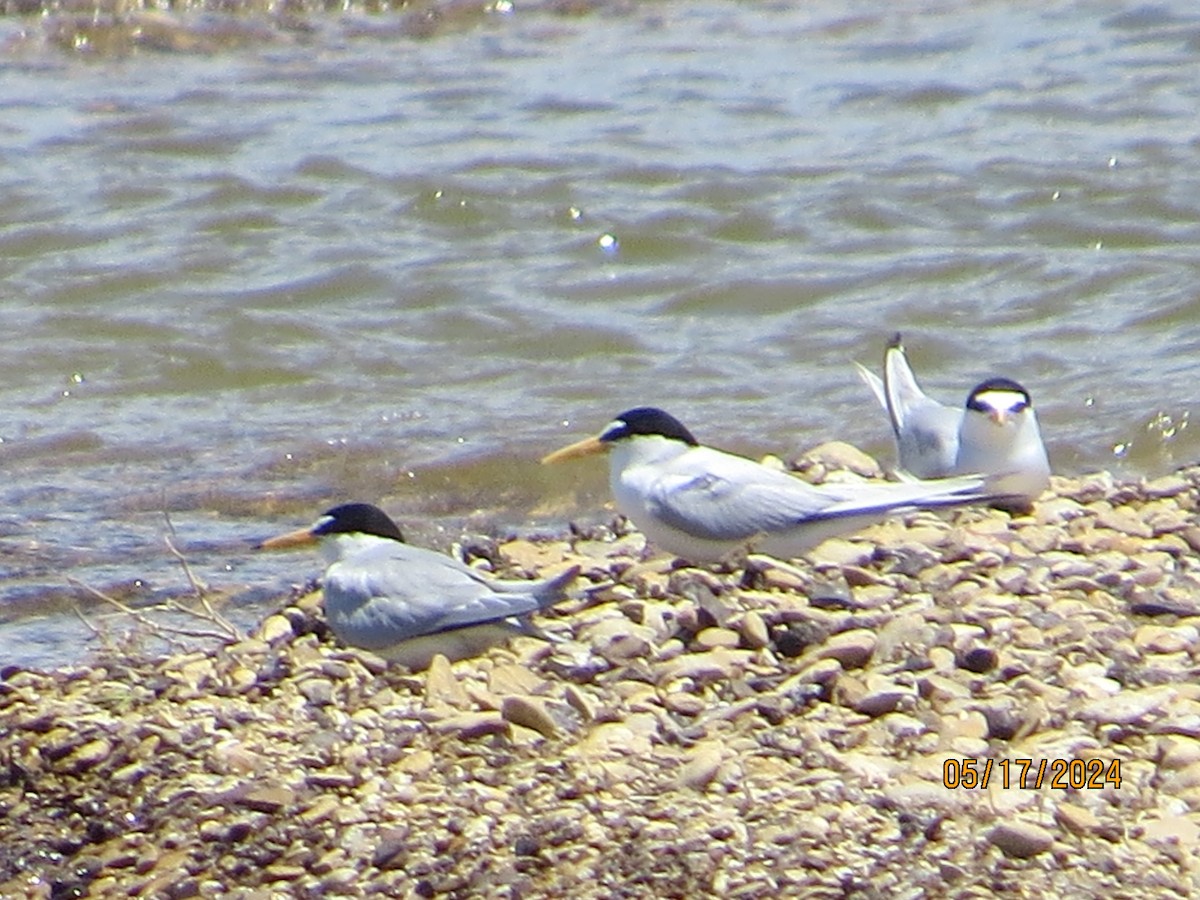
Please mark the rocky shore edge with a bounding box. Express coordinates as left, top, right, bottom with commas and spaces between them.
2, 450, 1199, 898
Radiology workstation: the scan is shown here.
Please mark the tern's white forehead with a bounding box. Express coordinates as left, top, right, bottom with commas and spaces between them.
970, 389, 1028, 414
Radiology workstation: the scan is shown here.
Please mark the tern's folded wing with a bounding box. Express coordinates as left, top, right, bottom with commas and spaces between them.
325, 548, 546, 648
644, 466, 841, 542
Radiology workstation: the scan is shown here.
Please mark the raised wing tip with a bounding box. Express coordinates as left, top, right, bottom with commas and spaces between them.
886, 332, 904, 351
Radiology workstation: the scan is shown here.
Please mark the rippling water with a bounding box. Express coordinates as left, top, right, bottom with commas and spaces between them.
0, 0, 1196, 668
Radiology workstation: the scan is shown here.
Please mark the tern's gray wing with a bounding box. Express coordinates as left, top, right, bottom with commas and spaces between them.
645, 451, 993, 544
323, 543, 566, 650
643, 453, 861, 543
894, 403, 962, 478
881, 344, 960, 477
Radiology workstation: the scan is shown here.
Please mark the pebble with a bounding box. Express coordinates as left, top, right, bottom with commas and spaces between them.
1054, 803, 1102, 837
738, 611, 770, 649
989, 821, 1055, 858
500, 695, 563, 739
678, 741, 725, 790
693, 627, 741, 651
815, 629, 877, 669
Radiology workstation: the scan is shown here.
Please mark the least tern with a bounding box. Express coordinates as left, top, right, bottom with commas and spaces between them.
258, 503, 579, 670
542, 406, 1009, 564
855, 335, 1050, 502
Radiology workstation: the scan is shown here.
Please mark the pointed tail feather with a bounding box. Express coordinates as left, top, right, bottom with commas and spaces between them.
533, 564, 581, 609
883, 336, 930, 439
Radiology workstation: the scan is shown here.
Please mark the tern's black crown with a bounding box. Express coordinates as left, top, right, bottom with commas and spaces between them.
602, 407, 699, 446
315, 503, 406, 542
966, 377, 1031, 413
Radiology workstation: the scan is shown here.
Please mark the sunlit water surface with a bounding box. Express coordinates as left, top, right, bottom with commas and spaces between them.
0, 0, 1197, 667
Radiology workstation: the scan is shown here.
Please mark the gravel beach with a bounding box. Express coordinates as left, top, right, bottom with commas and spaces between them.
2, 451, 1198, 898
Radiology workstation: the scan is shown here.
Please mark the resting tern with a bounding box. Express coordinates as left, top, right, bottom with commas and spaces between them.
258, 503, 579, 669
542, 406, 1010, 564
855, 335, 1051, 502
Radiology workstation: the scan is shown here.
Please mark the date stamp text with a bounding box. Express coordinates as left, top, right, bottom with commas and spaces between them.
942, 757, 1121, 790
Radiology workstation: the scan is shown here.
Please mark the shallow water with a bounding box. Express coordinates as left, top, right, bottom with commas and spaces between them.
0, 0, 1197, 668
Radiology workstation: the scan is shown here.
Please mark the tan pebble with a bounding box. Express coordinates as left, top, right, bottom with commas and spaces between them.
600, 633, 654, 662
428, 711, 508, 739
612, 681, 659, 704
321, 868, 359, 891
208, 739, 261, 775
501, 695, 562, 739
851, 675, 910, 717
497, 538, 567, 571
258, 614, 295, 643
739, 611, 770, 649
1035, 497, 1087, 525
424, 655, 470, 709
1142, 474, 1190, 499
836, 565, 876, 588
761, 568, 810, 594
917, 673, 966, 706
299, 795, 343, 825
1160, 760, 1200, 792
1095, 506, 1153, 538
1137, 624, 1197, 655
1054, 803, 1101, 837
175, 657, 216, 690
693, 627, 741, 651
298, 678, 334, 707
572, 716, 657, 758
809, 537, 875, 568
66, 738, 112, 772
678, 741, 724, 790
263, 864, 308, 882
796, 441, 883, 477
1182, 526, 1200, 554
1080, 685, 1177, 726
656, 648, 750, 684
1159, 737, 1200, 770
854, 584, 899, 607
655, 637, 686, 662
881, 713, 926, 740
663, 693, 706, 716
562, 684, 597, 722
234, 785, 295, 814
883, 780, 972, 813
111, 762, 147, 784
226, 665, 258, 692
839, 750, 906, 785
816, 629, 877, 669
640, 603, 678, 642
989, 820, 1054, 858
948, 736, 989, 757
488, 663, 546, 696
928, 647, 955, 672
396, 748, 435, 776
1140, 814, 1200, 846
792, 657, 842, 686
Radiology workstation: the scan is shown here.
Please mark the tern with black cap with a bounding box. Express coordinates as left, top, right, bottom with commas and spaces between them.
258, 503, 579, 669
543, 406, 1012, 564
855, 335, 1050, 502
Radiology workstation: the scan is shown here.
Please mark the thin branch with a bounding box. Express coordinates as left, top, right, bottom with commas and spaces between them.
161, 508, 242, 642
72, 604, 102, 637
67, 577, 236, 644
